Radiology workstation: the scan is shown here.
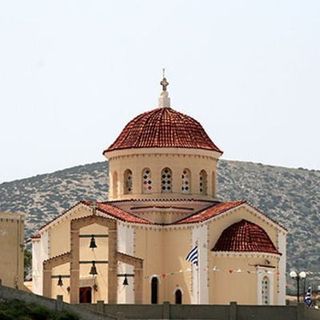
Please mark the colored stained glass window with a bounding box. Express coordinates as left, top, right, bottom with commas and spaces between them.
161, 168, 172, 193
142, 168, 152, 193
181, 169, 191, 194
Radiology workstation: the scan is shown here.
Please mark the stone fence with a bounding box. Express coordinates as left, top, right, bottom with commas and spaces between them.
80, 300, 320, 320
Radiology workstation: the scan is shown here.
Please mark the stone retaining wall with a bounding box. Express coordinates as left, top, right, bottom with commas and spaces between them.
80, 300, 320, 320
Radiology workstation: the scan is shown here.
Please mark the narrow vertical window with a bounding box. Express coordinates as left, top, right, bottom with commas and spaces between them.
142, 168, 152, 193
161, 168, 172, 193
261, 276, 269, 305
212, 171, 216, 197
151, 277, 159, 304
175, 289, 182, 304
124, 169, 133, 194
181, 169, 191, 194
199, 170, 208, 195
112, 171, 118, 198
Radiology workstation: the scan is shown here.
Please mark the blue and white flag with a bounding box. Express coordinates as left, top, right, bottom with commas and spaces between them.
304, 286, 312, 307
186, 245, 198, 266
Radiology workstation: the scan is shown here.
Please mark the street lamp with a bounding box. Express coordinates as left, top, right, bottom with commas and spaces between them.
290, 271, 306, 303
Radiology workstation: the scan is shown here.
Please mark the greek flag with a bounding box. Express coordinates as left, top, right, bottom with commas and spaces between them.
304, 286, 312, 307
186, 245, 198, 266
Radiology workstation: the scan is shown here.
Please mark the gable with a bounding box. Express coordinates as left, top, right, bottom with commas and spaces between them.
206, 204, 286, 255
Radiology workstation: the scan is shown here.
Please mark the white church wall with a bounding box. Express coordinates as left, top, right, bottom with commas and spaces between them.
117, 222, 134, 303
32, 230, 49, 295
256, 266, 274, 305
31, 239, 41, 294
277, 231, 286, 305
192, 224, 208, 304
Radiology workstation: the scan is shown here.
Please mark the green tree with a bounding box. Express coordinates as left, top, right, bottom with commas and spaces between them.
24, 249, 32, 279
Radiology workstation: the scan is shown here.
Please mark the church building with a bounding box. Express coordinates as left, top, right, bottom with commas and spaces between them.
31, 75, 287, 305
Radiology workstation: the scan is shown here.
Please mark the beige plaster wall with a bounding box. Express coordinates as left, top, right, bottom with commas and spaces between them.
114, 199, 214, 225
0, 212, 24, 289
208, 255, 279, 304
162, 228, 193, 304
134, 226, 193, 304
51, 263, 70, 302
51, 262, 107, 304
133, 211, 191, 225
134, 227, 164, 303
107, 148, 219, 201
45, 207, 111, 302
49, 205, 96, 257
206, 206, 285, 305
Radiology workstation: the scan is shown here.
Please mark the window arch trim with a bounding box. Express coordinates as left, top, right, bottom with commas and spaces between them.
199, 169, 208, 195
124, 169, 133, 194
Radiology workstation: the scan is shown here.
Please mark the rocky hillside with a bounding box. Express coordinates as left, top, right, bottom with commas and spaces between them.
0, 160, 319, 281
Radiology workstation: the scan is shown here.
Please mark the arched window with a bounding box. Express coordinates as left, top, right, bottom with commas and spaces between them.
175, 289, 182, 304
212, 171, 216, 197
161, 168, 172, 193
142, 168, 152, 194
124, 169, 133, 194
199, 170, 208, 195
261, 276, 270, 305
181, 169, 191, 194
112, 171, 118, 198
151, 277, 159, 304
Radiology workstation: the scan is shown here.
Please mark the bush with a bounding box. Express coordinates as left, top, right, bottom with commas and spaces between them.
0, 300, 79, 320
29, 304, 52, 320
54, 311, 79, 320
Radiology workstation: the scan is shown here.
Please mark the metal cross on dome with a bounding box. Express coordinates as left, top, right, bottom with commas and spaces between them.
160, 68, 169, 91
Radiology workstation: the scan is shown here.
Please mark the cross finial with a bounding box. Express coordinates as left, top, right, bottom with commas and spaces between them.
160, 68, 169, 91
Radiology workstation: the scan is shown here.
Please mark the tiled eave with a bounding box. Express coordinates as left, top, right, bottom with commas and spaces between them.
211, 251, 281, 258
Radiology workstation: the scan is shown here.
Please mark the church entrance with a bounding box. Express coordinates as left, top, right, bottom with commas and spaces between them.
151, 277, 159, 304
79, 287, 92, 303
175, 289, 182, 304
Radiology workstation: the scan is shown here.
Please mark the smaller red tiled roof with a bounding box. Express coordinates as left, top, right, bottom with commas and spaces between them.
82, 201, 151, 224
104, 107, 223, 153
176, 201, 245, 224
212, 219, 280, 255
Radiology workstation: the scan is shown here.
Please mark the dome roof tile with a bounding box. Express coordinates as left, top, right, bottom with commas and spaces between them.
105, 107, 222, 153
212, 219, 280, 255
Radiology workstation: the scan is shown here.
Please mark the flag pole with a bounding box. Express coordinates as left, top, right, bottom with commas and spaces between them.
197, 260, 200, 304
185, 241, 200, 304
196, 240, 200, 304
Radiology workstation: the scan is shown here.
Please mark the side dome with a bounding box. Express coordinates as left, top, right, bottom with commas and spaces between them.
105, 107, 223, 153
212, 219, 280, 255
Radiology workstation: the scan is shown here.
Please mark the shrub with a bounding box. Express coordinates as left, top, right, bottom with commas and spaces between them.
0, 300, 79, 320
54, 311, 79, 320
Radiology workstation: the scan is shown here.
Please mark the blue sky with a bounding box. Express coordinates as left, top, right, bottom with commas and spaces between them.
0, 0, 319, 182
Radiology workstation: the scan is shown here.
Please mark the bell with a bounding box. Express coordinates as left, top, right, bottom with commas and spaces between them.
89, 235, 97, 249
57, 275, 63, 287
89, 261, 98, 276
123, 275, 129, 286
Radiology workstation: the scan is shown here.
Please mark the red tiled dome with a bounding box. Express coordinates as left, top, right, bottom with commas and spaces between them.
105, 107, 222, 153
212, 219, 280, 254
